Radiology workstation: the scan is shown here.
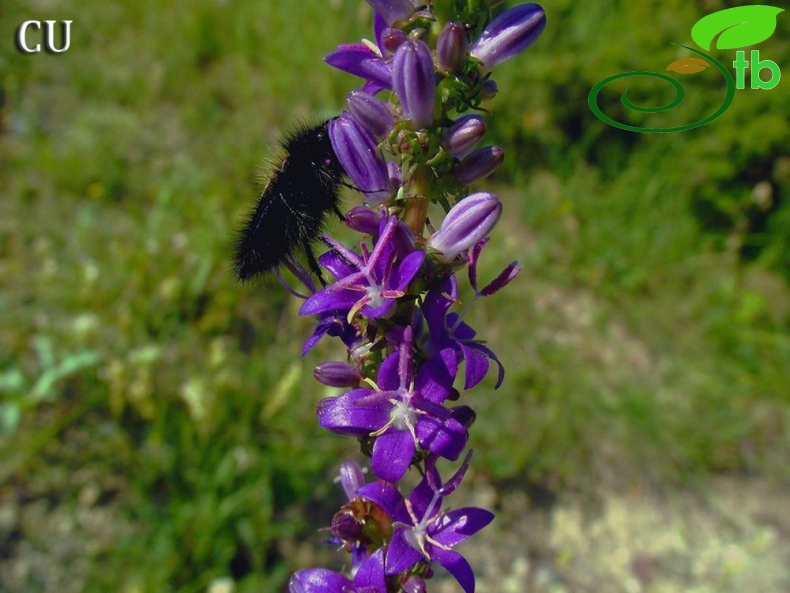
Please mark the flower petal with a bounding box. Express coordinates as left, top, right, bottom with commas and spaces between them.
431, 507, 495, 548
386, 528, 424, 575
372, 429, 415, 482
317, 389, 390, 436
429, 548, 476, 593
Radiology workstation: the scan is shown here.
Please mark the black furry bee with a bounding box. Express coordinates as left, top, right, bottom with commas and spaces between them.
233, 120, 346, 282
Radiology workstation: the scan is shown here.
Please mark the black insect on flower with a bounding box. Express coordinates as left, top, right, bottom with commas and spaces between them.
233, 120, 346, 282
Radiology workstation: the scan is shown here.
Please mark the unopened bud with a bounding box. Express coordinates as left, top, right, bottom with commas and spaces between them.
382, 27, 408, 53
442, 115, 486, 158
314, 361, 361, 387
392, 39, 436, 129
456, 145, 504, 184
436, 21, 468, 73
346, 206, 381, 235
470, 3, 546, 72
329, 113, 390, 203
481, 79, 498, 100
427, 192, 503, 262
347, 90, 395, 138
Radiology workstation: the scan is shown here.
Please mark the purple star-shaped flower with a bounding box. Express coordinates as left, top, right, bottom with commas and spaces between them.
317, 326, 465, 482
358, 462, 494, 593
299, 216, 425, 322
289, 547, 387, 593
422, 274, 506, 390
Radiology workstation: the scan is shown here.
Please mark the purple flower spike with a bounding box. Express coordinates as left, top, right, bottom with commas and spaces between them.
470, 3, 546, 72
392, 39, 436, 129
366, 0, 416, 26
324, 43, 393, 89
427, 192, 502, 263
329, 113, 390, 204
442, 115, 487, 158
437, 21, 468, 73
314, 361, 361, 388
347, 90, 395, 138
456, 145, 504, 184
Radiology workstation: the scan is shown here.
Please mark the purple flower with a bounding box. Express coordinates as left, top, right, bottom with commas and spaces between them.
437, 21, 468, 73
456, 145, 504, 184
423, 275, 506, 389
470, 3, 546, 72
392, 39, 436, 129
366, 0, 416, 26
289, 548, 387, 593
426, 192, 502, 263
358, 466, 494, 593
328, 113, 390, 204
300, 216, 424, 321
317, 326, 464, 482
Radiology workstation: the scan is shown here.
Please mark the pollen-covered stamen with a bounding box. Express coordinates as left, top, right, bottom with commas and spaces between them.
401, 490, 453, 561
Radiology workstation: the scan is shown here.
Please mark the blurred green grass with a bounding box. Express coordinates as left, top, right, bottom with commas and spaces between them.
0, 0, 788, 591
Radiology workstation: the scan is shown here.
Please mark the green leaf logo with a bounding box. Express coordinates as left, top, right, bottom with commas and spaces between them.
691, 5, 784, 51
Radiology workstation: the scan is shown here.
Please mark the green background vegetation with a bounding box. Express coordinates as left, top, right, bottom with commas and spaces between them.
1, 0, 787, 591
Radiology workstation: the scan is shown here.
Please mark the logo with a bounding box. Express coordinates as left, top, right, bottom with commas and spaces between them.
588, 6, 783, 133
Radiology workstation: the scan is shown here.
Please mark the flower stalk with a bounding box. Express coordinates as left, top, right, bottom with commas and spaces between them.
275, 3, 547, 592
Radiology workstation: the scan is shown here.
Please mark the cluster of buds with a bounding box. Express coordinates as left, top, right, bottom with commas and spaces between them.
286, 2, 546, 592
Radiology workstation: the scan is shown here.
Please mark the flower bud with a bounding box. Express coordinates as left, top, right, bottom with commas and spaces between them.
331, 509, 366, 543
451, 405, 477, 429
392, 39, 436, 129
382, 27, 408, 53
455, 145, 504, 184
481, 79, 499, 100
346, 206, 381, 235
470, 3, 546, 71
347, 90, 394, 138
442, 115, 486, 158
436, 21, 468, 73
365, 0, 415, 26
337, 459, 366, 500
402, 576, 428, 593
329, 113, 390, 203
314, 361, 361, 388
427, 192, 503, 262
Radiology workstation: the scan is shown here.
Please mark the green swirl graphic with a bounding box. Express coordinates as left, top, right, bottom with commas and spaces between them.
588, 44, 735, 133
